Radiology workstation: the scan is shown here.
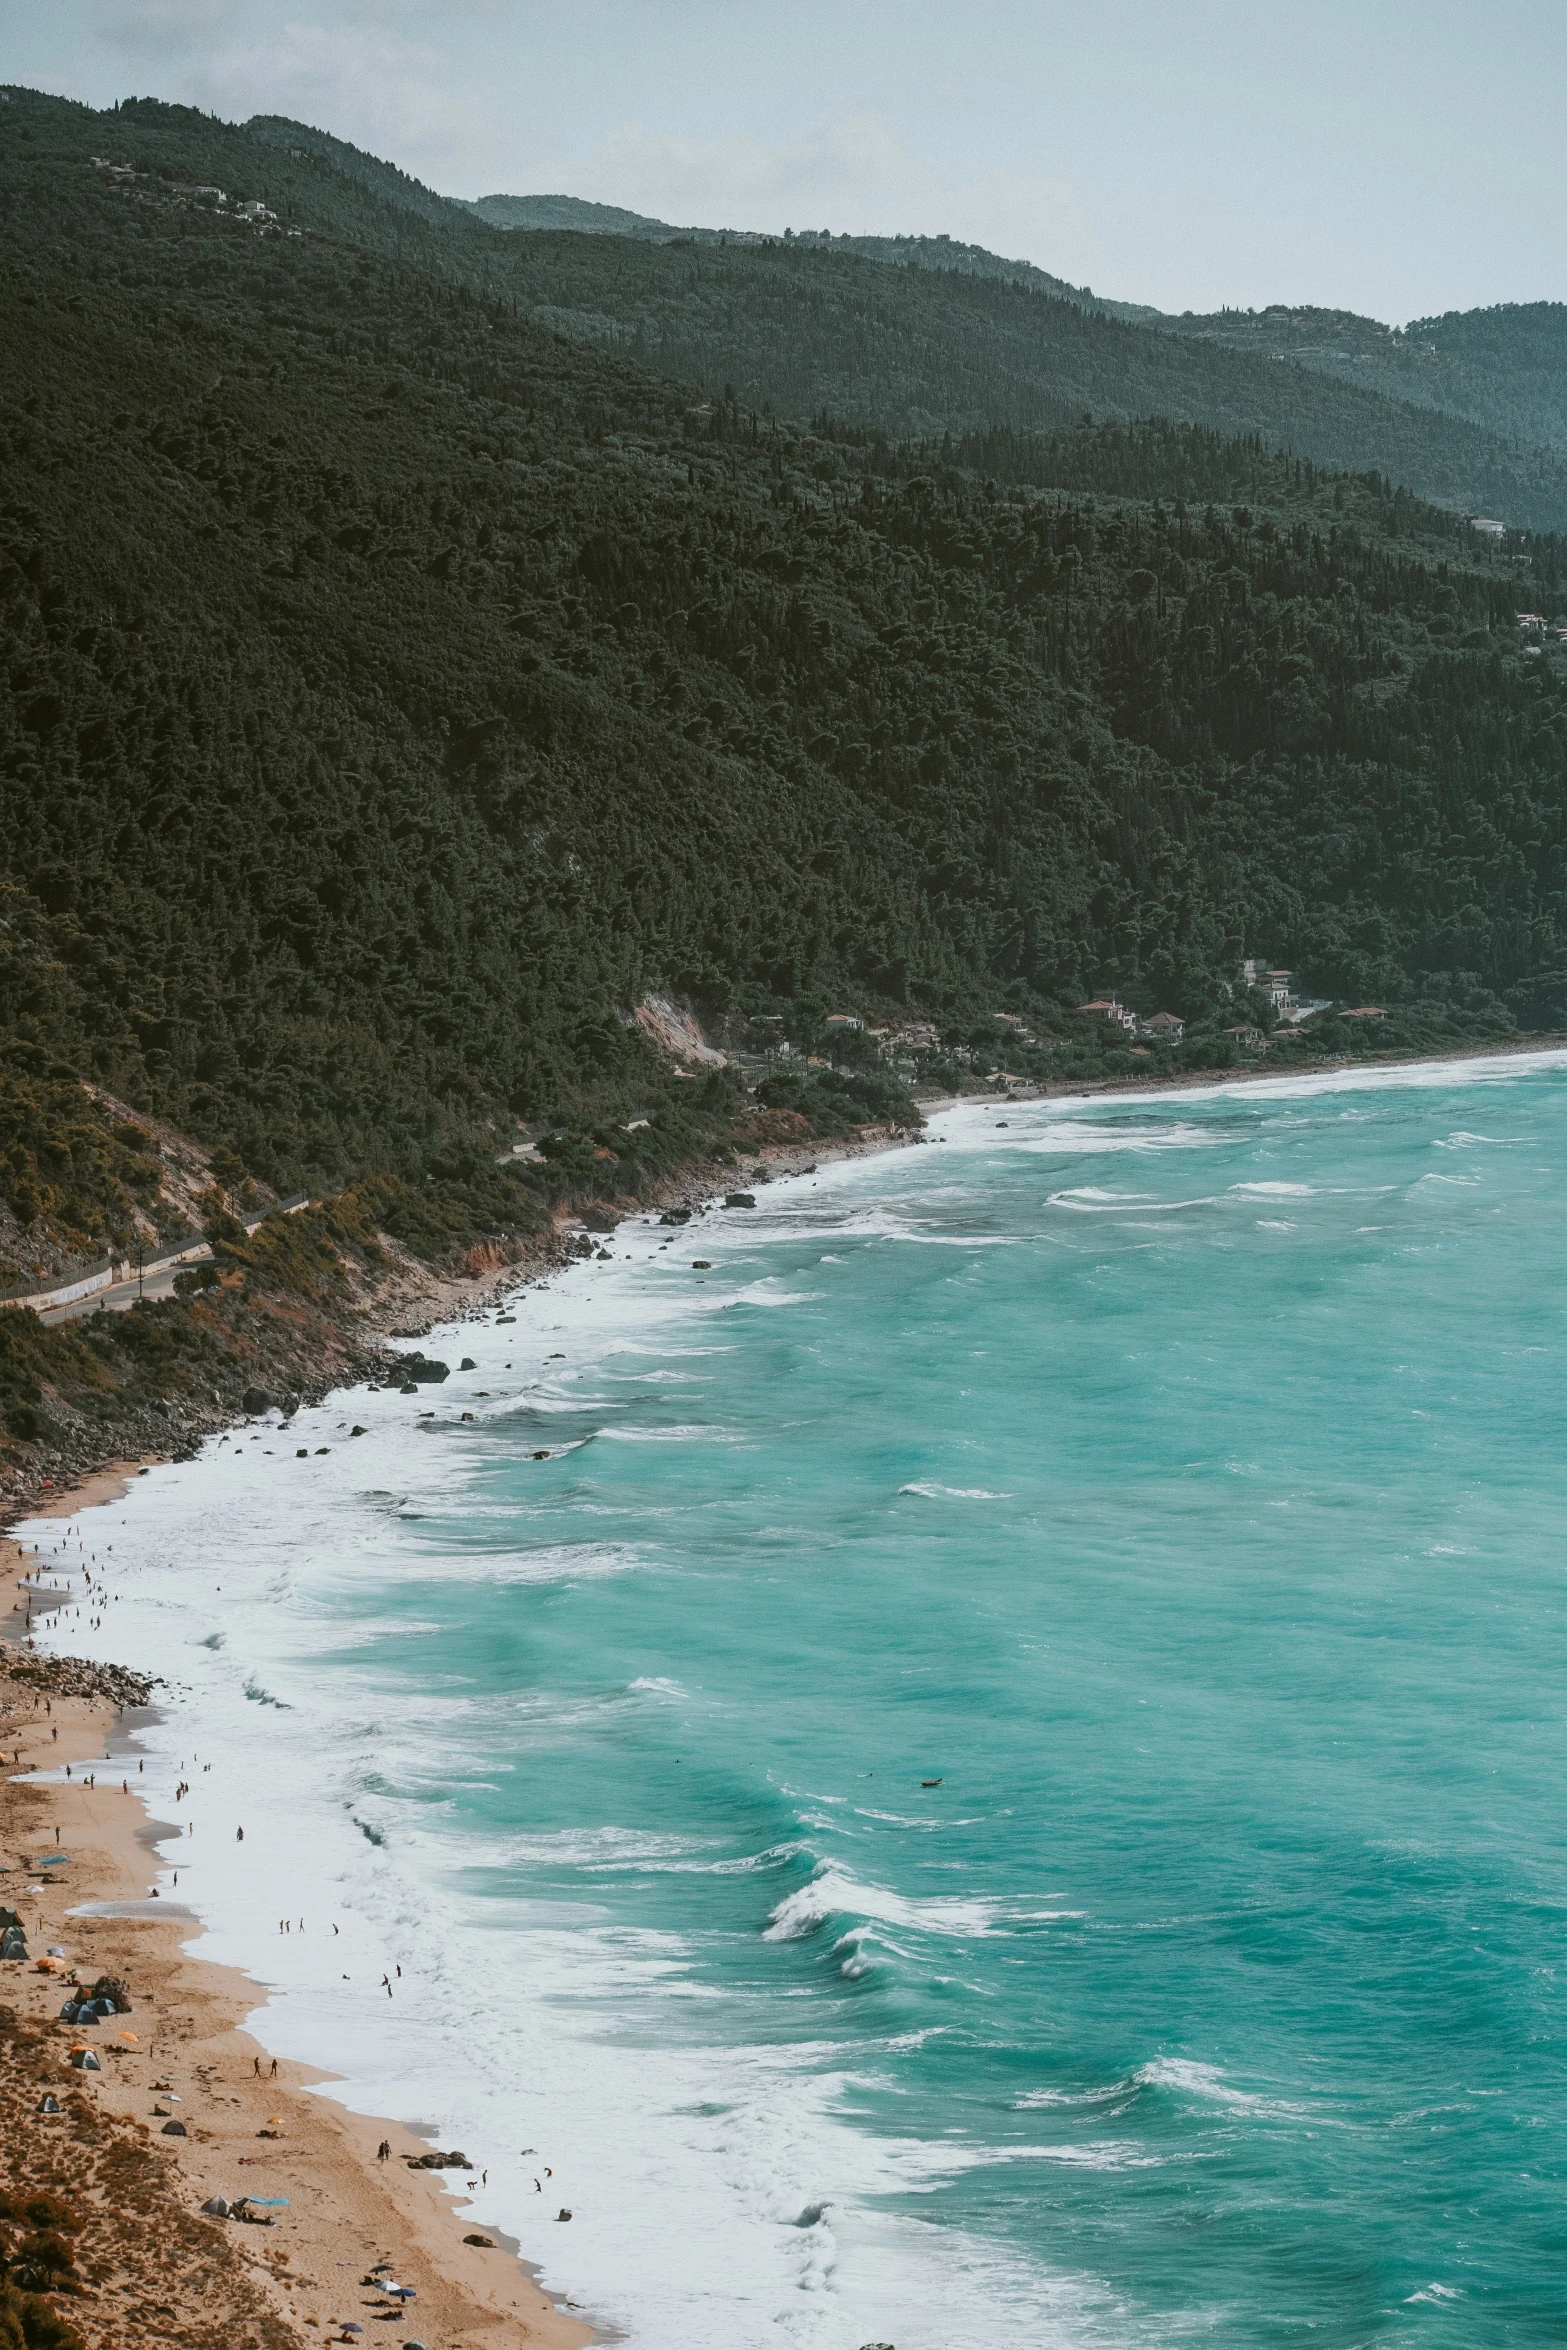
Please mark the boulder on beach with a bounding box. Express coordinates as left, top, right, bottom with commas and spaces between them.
242, 1387, 276, 1415
401, 1355, 450, 1383
725, 1192, 757, 1208
459, 1358, 476, 1371
659, 1208, 691, 1225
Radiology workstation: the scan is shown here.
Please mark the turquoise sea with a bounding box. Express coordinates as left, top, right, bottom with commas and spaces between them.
32, 1056, 1567, 2347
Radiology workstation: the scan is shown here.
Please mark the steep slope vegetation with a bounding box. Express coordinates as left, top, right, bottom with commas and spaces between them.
232, 107, 1567, 527
3, 83, 1567, 1215
1168, 302, 1567, 460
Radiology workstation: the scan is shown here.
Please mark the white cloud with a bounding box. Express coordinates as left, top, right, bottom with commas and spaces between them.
193, 20, 510, 178
95, 0, 238, 51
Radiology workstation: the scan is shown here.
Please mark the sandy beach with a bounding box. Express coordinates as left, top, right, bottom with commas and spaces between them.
6, 1037, 1567, 2350
2, 1476, 591, 2350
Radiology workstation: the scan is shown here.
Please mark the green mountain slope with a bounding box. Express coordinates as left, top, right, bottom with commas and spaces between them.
4, 82, 1567, 1236
235, 108, 1567, 527
1165, 301, 1567, 461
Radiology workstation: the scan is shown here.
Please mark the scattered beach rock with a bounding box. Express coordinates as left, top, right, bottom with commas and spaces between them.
692, 1260, 712, 1270
725, 1192, 756, 1208
2, 1654, 159, 1705
462, 2233, 494, 2247
459, 1357, 476, 1371
556, 2208, 572, 2222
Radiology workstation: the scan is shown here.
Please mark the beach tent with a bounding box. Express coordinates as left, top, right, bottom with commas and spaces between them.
161, 2119, 187, 2136
68, 2048, 100, 2070
202, 2197, 231, 2217
35, 2094, 61, 2114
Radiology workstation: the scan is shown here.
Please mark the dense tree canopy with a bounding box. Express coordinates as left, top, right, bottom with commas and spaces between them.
2, 83, 1567, 1264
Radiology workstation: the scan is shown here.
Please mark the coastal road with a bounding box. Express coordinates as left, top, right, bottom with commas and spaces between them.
38, 1253, 212, 1328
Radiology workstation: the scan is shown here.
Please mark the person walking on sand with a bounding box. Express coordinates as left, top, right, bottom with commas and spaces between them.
269, 2058, 277, 2079
236, 1825, 243, 1841
254, 2058, 262, 2077
377, 2140, 390, 2163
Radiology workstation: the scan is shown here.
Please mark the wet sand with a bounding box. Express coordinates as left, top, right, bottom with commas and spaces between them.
1, 1477, 591, 2350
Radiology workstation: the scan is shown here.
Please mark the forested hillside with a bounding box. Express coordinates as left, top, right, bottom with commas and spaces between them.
228, 108, 1567, 529
4, 83, 1567, 1259
1168, 301, 1567, 460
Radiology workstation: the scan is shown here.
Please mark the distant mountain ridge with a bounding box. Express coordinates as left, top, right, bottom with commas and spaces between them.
241, 112, 1567, 528
1162, 299, 1567, 457
462, 188, 1159, 321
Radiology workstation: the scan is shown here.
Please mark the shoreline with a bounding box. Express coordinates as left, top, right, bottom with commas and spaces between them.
2, 1492, 592, 2350
5, 1033, 1566, 2348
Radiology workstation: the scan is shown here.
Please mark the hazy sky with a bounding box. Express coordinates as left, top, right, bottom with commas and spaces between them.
10, 1, 1565, 321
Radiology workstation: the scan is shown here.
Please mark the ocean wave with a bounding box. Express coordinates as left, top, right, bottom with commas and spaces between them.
852, 1806, 988, 1829
898, 1481, 1011, 1499
597, 1422, 736, 1443
724, 1280, 822, 1308
763, 1860, 1005, 1943
1016, 2057, 1308, 2121
1046, 1188, 1221, 1213
1000, 1117, 1224, 1157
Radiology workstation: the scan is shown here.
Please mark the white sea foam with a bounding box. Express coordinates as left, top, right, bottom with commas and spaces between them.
764, 1861, 1006, 1943
1046, 1189, 1221, 1213
17, 1192, 1129, 2350
1016, 2057, 1309, 2124
898, 1482, 1011, 1500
